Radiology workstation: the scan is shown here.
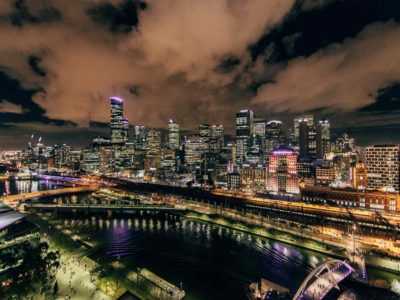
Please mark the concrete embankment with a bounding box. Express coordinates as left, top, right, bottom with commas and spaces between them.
181, 210, 400, 275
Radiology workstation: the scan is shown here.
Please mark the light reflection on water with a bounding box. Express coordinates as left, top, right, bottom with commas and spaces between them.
2, 181, 400, 299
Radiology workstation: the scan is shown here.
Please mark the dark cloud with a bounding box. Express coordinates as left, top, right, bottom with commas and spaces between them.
87, 0, 147, 33
251, 0, 400, 63
359, 83, 400, 113
0, 0, 399, 148
28, 56, 46, 77
10, 0, 61, 26
216, 57, 241, 74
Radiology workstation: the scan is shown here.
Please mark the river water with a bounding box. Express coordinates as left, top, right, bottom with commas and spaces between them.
2, 180, 400, 299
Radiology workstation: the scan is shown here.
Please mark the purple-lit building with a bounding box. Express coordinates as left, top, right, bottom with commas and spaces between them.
266, 147, 299, 194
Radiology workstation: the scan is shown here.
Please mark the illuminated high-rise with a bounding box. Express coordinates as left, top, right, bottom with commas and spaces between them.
317, 119, 330, 158
265, 120, 285, 161
168, 119, 180, 150
236, 109, 253, 165
266, 147, 299, 194
110, 96, 128, 145
134, 125, 147, 150
365, 145, 400, 192
210, 124, 224, 153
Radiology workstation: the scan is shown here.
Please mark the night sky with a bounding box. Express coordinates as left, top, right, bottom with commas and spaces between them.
0, 0, 400, 149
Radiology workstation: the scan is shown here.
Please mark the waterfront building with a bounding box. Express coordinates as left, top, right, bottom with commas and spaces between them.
266, 147, 299, 194
301, 186, 400, 211
236, 109, 253, 165
365, 145, 400, 192
110, 96, 128, 145
0, 204, 40, 285
168, 119, 180, 150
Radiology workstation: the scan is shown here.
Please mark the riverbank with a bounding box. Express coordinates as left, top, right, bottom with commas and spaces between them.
180, 210, 400, 275
28, 212, 186, 300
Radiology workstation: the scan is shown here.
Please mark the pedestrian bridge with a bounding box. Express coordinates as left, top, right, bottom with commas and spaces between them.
293, 259, 354, 300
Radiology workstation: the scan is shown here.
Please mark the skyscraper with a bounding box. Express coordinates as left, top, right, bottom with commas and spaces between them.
294, 115, 314, 140
145, 129, 162, 177
168, 119, 180, 150
236, 109, 253, 165
317, 119, 330, 158
265, 120, 285, 161
133, 125, 147, 150
210, 124, 224, 153
110, 96, 128, 145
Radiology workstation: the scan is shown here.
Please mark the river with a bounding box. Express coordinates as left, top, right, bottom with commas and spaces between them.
2, 179, 400, 299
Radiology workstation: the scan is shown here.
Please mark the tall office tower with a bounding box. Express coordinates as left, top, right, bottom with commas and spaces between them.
52, 144, 72, 169
246, 133, 264, 165
365, 145, 400, 192
210, 124, 224, 151
252, 119, 266, 141
168, 119, 180, 150
307, 124, 318, 160
293, 115, 314, 149
236, 109, 254, 165
183, 135, 208, 167
266, 147, 299, 194
265, 120, 285, 161
110, 96, 128, 145
318, 119, 330, 158
133, 125, 147, 150
121, 118, 129, 144
145, 129, 162, 176
298, 119, 309, 159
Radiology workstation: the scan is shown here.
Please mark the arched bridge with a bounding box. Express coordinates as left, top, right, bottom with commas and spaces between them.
2, 186, 98, 208
293, 259, 354, 300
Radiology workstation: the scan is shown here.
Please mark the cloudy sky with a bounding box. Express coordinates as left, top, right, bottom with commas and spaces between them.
0, 0, 400, 148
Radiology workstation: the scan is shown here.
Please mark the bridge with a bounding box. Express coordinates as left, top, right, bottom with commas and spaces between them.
24, 203, 187, 213
2, 186, 99, 208
293, 259, 354, 300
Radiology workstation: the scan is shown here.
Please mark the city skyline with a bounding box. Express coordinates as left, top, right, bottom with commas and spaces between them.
3, 2, 400, 299
0, 1, 400, 148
